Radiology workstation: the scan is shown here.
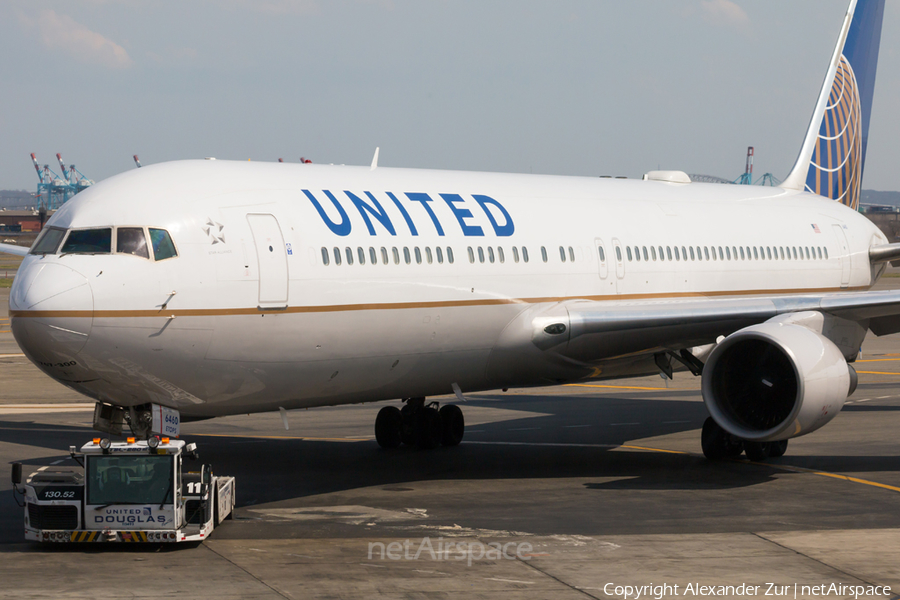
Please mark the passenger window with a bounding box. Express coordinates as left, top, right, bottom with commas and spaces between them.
823, 247, 828, 260
559, 246, 566, 262
478, 247, 485, 263
805, 247, 811, 260
569, 247, 575, 262
447, 247, 455, 263
541, 246, 548, 262
426, 247, 433, 264
634, 246, 640, 261
358, 247, 366, 265
651, 246, 657, 261
689, 247, 695, 261
704, 247, 710, 261
752, 247, 758, 260
522, 247, 529, 263
321, 247, 330, 265
487, 247, 495, 263
345, 247, 354, 265
817, 247, 822, 260
514, 246, 521, 263
62, 228, 112, 255
436, 247, 444, 263
718, 247, 724, 260
695, 246, 701, 260
116, 228, 149, 259
30, 227, 67, 255
148, 229, 177, 261
392, 247, 400, 264
642, 246, 649, 261
667, 246, 673, 261
725, 247, 731, 260
403, 247, 411, 264
792, 247, 798, 260
739, 247, 745, 260
674, 246, 680, 261
415, 247, 422, 264
370, 247, 377, 264
333, 247, 342, 265
766, 247, 772, 260
627, 247, 633, 261
498, 247, 505, 263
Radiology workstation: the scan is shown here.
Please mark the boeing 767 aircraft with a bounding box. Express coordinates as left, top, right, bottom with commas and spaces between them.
2, 0, 897, 461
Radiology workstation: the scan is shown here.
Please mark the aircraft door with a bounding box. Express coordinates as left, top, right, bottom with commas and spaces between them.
831, 224, 851, 288
247, 214, 289, 307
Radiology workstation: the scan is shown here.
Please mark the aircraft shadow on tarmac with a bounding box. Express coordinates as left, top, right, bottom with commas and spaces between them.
2, 392, 899, 534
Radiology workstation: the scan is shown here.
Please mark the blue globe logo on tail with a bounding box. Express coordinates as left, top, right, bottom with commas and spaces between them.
805, 55, 863, 210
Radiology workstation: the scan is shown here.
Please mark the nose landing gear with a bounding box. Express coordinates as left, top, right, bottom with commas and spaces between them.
375, 398, 465, 450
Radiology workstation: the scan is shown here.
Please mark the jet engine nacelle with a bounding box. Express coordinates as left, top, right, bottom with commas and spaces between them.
701, 322, 853, 442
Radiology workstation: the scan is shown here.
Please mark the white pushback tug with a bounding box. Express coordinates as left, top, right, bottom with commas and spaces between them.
11, 435, 235, 544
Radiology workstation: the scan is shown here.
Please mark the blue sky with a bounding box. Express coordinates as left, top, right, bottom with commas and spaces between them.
2, 1, 899, 191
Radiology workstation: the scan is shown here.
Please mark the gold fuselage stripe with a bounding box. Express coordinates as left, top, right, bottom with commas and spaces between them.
7, 285, 869, 319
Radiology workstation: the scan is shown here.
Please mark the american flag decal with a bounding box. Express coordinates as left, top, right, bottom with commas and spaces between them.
812, 224, 821, 233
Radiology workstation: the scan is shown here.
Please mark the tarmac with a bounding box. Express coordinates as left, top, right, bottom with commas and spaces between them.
2, 279, 900, 599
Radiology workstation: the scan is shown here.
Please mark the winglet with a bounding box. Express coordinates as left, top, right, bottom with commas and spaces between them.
370, 147, 380, 171
780, 0, 885, 210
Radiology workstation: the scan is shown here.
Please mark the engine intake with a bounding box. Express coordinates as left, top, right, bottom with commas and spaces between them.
701, 322, 851, 442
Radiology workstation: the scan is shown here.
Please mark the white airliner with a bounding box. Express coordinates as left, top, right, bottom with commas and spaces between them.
3, 0, 898, 461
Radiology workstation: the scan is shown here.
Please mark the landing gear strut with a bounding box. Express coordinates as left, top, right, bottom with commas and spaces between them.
375, 398, 465, 449
700, 417, 788, 461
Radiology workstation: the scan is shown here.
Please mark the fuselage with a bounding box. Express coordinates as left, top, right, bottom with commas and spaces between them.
8, 160, 887, 418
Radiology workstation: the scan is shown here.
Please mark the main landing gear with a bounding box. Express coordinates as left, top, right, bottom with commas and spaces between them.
375, 398, 465, 450
701, 417, 788, 461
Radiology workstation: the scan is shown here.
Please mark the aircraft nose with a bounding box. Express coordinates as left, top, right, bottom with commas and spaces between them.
10, 261, 95, 374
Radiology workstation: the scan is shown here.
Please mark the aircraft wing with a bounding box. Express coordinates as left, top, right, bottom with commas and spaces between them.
555, 290, 900, 361
0, 243, 28, 257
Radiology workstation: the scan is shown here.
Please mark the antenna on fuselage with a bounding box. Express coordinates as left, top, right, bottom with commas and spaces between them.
133, 155, 142, 168
370, 147, 379, 171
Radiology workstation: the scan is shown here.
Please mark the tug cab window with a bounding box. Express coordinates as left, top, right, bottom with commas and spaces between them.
148, 228, 177, 261
116, 227, 149, 259
30, 227, 67, 255
61, 228, 112, 254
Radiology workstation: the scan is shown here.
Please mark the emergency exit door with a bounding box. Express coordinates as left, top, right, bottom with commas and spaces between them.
247, 214, 289, 307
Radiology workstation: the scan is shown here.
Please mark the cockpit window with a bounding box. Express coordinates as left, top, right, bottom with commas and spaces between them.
149, 228, 177, 261
117, 227, 149, 259
60, 228, 112, 254
30, 227, 67, 255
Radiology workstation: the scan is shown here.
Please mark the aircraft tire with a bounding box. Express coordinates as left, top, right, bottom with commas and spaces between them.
701, 417, 732, 460
439, 405, 464, 446
743, 441, 770, 461
765, 439, 788, 458
415, 407, 442, 450
375, 406, 403, 449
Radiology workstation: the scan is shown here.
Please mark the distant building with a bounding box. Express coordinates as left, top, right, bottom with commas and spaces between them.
0, 210, 51, 233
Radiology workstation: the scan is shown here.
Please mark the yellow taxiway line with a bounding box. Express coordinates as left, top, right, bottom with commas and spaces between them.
566, 383, 668, 391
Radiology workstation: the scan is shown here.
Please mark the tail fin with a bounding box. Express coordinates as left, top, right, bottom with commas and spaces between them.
780, 0, 885, 210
